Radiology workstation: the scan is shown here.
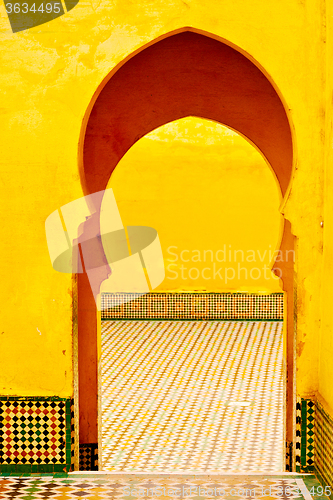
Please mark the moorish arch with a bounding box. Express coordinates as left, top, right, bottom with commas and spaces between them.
77, 29, 295, 469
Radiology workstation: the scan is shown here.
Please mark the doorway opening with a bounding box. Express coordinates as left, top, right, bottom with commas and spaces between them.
101, 302, 284, 472
77, 29, 295, 472
99, 117, 286, 471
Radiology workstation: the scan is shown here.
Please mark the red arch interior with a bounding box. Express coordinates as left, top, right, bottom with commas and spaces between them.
83, 31, 292, 197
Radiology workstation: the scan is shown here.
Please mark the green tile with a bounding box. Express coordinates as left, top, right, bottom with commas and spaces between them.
53, 464, 67, 472
38, 465, 50, 473
0, 465, 18, 474
15, 465, 30, 473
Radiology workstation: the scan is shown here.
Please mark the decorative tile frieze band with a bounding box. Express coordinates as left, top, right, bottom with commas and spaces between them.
101, 293, 284, 321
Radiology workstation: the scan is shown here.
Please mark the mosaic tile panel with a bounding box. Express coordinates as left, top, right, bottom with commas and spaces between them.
79, 443, 98, 471
0, 397, 72, 473
101, 320, 284, 472
303, 400, 315, 472
0, 474, 325, 500
286, 441, 293, 472
101, 293, 284, 321
315, 400, 333, 488
295, 400, 301, 472
295, 399, 315, 473
71, 400, 75, 470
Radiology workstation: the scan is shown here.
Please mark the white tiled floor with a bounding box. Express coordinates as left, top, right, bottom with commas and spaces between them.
101, 321, 284, 472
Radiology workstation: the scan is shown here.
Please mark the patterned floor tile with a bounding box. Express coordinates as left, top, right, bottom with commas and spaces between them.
101, 321, 284, 472
0, 474, 325, 500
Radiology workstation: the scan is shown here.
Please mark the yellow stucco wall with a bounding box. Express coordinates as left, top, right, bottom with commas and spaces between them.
110, 117, 283, 293
0, 0, 330, 413
318, 0, 333, 415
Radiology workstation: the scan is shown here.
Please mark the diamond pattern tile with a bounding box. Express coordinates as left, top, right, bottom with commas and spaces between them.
79, 444, 98, 471
0, 474, 325, 500
315, 400, 333, 487
0, 399, 68, 467
101, 321, 284, 472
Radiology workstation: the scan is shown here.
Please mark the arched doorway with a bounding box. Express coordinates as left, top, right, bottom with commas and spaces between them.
76, 29, 294, 471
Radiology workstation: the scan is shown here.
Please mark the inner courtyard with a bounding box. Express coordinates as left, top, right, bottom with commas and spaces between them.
101, 319, 284, 472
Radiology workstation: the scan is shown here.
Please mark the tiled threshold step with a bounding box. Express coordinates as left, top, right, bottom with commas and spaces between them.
71, 471, 312, 475
0, 473, 327, 500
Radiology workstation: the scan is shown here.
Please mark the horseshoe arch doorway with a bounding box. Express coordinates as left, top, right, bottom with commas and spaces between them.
76, 28, 295, 471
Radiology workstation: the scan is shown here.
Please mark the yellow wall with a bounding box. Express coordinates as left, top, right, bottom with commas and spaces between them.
0, 0, 330, 410
318, 0, 333, 414
110, 117, 283, 293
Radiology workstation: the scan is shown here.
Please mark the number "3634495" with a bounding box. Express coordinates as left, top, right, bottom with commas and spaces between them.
5, 3, 61, 13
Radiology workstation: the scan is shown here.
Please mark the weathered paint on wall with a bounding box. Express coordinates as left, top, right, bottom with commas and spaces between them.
0, 0, 330, 419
